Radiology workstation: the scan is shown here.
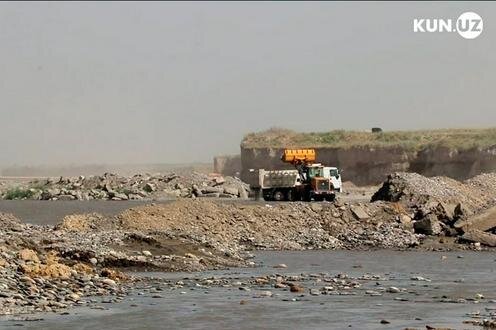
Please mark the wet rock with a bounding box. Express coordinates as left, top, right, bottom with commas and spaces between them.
273, 264, 287, 269
387, 286, 401, 293
289, 284, 305, 293
309, 289, 320, 296
257, 291, 273, 297
101, 278, 117, 286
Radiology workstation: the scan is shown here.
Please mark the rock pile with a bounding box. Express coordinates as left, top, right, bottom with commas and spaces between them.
116, 199, 419, 252
371, 172, 496, 247
0, 207, 251, 315
1, 172, 250, 201
0, 213, 131, 315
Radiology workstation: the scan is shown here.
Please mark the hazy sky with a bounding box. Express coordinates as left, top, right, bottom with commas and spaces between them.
1, 2, 494, 166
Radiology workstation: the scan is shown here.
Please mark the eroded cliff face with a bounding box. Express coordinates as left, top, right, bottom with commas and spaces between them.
213, 155, 241, 176
240, 145, 496, 186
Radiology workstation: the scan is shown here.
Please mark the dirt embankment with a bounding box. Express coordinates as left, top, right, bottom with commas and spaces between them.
117, 200, 418, 252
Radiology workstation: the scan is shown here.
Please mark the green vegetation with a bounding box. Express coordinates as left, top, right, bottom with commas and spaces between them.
3, 187, 35, 200
241, 127, 496, 150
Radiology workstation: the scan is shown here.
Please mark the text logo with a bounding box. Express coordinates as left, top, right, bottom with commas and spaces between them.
413, 12, 483, 39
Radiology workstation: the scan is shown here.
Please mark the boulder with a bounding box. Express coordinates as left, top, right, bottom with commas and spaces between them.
113, 192, 129, 200
103, 183, 115, 193
350, 205, 369, 220
454, 205, 496, 233
212, 176, 225, 185
436, 202, 458, 223
400, 215, 414, 232
413, 214, 442, 235
454, 202, 471, 218
192, 185, 202, 197
223, 186, 239, 196
203, 186, 223, 194
238, 186, 249, 199
144, 183, 156, 193
462, 230, 496, 247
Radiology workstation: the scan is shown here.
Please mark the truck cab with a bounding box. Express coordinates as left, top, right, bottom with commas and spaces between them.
323, 167, 342, 192
303, 164, 340, 201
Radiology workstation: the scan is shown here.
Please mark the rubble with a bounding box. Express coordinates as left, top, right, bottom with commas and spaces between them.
0, 213, 131, 315
372, 172, 496, 246
0, 172, 251, 201
116, 200, 420, 251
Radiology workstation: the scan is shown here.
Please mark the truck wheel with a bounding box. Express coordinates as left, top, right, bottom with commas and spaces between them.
325, 194, 336, 202
273, 190, 285, 202
253, 188, 261, 201
287, 190, 297, 201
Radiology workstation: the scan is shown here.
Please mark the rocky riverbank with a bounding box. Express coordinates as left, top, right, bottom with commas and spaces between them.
0, 209, 246, 315
1, 171, 496, 317
0, 197, 422, 315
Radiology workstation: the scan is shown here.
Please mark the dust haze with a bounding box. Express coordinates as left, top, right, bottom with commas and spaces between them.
1, 1, 495, 167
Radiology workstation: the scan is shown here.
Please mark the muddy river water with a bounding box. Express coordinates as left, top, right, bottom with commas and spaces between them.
0, 201, 495, 329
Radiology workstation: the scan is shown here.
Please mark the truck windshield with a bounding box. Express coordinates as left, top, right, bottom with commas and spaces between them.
307, 167, 323, 178
329, 169, 338, 177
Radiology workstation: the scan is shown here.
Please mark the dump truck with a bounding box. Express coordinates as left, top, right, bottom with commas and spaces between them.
250, 149, 342, 201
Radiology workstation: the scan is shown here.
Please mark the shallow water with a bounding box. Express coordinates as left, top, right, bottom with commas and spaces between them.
0, 200, 154, 225
0, 199, 267, 225
1, 250, 494, 329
